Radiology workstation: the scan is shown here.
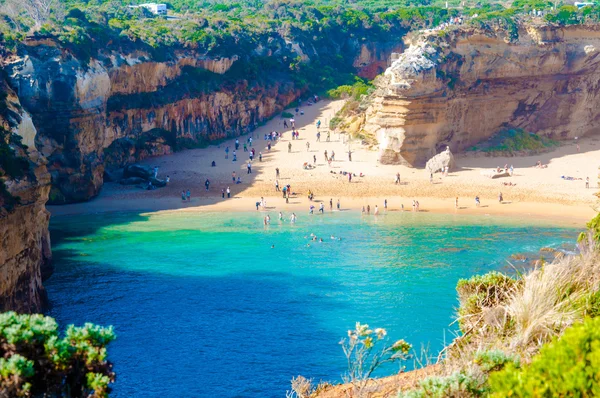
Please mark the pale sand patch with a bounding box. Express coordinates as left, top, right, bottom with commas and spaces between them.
48, 99, 600, 227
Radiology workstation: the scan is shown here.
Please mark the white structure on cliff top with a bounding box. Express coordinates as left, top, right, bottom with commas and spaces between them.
129, 3, 167, 15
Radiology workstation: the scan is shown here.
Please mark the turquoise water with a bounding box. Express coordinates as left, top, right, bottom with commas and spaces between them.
46, 211, 576, 397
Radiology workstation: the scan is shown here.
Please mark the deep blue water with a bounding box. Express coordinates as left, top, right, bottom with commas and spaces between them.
45, 211, 577, 397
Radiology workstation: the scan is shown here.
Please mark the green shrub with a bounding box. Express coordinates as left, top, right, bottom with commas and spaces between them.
399, 372, 486, 398
0, 312, 115, 397
281, 111, 294, 118
474, 350, 520, 373
489, 317, 600, 397
456, 271, 518, 332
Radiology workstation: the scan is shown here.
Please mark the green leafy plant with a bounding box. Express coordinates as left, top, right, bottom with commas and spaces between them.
0, 312, 115, 397
489, 317, 600, 397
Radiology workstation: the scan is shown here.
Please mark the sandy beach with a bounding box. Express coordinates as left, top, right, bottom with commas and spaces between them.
49, 100, 599, 227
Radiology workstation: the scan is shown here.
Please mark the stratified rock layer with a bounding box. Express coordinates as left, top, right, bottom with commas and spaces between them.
364, 24, 600, 166
0, 82, 51, 313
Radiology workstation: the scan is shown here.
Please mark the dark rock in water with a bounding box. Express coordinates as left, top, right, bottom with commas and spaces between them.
123, 164, 152, 180
149, 177, 167, 187
103, 169, 123, 183
120, 177, 146, 185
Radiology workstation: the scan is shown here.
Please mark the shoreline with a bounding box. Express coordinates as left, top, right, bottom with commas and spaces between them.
48, 194, 594, 228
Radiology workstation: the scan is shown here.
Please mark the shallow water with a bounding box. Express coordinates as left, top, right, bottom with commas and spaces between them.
46, 211, 577, 397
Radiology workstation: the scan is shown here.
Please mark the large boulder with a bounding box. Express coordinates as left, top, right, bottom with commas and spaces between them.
123, 164, 152, 180
426, 146, 455, 174
148, 177, 167, 188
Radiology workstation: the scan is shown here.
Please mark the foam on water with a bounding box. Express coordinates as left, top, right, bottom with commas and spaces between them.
46, 211, 577, 397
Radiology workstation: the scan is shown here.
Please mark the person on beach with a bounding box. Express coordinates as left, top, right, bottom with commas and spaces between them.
306, 142, 310, 152
367, 205, 371, 214
429, 173, 433, 183
232, 171, 236, 183
395, 173, 401, 184
586, 177, 590, 189
455, 197, 459, 209
309, 205, 315, 214
412, 200, 416, 212
186, 189, 191, 201
243, 143, 248, 152
249, 137, 253, 146
316, 120, 321, 129
237, 177, 241, 184
284, 120, 288, 128
267, 142, 272, 151
498, 192, 503, 203
154, 166, 159, 178
279, 212, 283, 221
319, 203, 324, 213
316, 132, 321, 142
326, 131, 330, 142
475, 196, 481, 207
324, 150, 328, 162
337, 199, 341, 210
288, 142, 292, 153
348, 151, 352, 161
227, 187, 231, 198
290, 213, 297, 223
256, 201, 260, 211
232, 151, 237, 162
275, 180, 280, 192
181, 190, 186, 201
259, 152, 263, 162
249, 151, 254, 161
166, 176, 170, 184
225, 146, 229, 159
331, 150, 335, 161
235, 139, 239, 150
348, 173, 352, 183
313, 155, 317, 165
247, 161, 252, 174
205, 179, 210, 191
374, 205, 379, 215
384, 199, 387, 210
290, 118, 295, 128
221, 189, 225, 199
329, 198, 333, 211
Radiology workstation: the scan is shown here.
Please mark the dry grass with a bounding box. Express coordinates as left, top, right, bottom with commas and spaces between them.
449, 233, 600, 366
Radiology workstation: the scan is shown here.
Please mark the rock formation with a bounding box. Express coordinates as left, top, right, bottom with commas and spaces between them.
0, 79, 51, 313
364, 23, 600, 166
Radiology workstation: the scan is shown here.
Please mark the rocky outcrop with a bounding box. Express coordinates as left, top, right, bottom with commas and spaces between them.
0, 81, 51, 313
364, 23, 600, 166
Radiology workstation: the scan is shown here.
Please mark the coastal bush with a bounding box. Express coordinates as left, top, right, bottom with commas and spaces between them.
340, 322, 412, 396
281, 112, 294, 119
578, 212, 600, 244
456, 271, 519, 332
474, 349, 520, 373
488, 316, 600, 397
399, 371, 486, 398
0, 312, 116, 397
480, 129, 558, 154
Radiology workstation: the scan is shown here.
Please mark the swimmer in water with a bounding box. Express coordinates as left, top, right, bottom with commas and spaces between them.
290, 213, 297, 223
319, 238, 323, 242
279, 212, 283, 221
271, 244, 275, 249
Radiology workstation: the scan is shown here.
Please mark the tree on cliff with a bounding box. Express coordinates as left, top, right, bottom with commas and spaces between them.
0, 312, 116, 397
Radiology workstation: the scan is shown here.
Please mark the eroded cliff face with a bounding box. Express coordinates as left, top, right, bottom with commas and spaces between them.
0, 81, 51, 313
4, 36, 400, 204
364, 24, 600, 166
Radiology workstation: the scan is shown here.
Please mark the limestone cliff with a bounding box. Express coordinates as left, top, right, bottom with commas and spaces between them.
3, 35, 401, 204
0, 79, 51, 313
364, 23, 600, 166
